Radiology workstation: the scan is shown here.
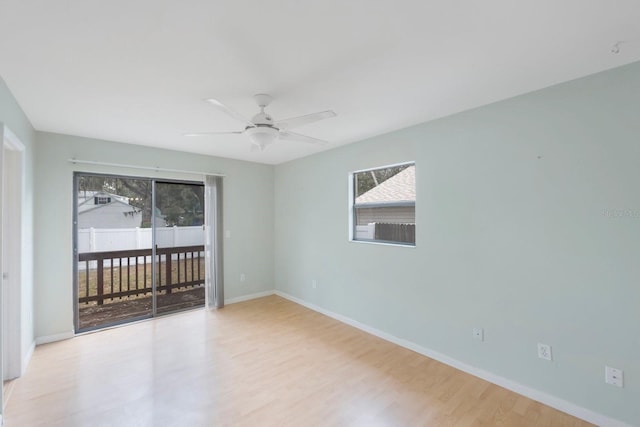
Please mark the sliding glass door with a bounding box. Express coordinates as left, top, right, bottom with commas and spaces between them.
154, 181, 206, 315
74, 174, 206, 332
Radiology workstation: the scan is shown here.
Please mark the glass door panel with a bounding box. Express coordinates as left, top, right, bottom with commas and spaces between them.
75, 174, 153, 331
153, 181, 206, 315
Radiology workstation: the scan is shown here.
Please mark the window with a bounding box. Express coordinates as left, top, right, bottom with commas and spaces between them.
94, 196, 111, 205
351, 162, 415, 246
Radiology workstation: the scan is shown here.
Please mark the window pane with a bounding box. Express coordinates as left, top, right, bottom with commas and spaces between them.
352, 163, 415, 245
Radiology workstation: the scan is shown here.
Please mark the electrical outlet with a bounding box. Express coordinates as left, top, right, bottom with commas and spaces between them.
312, 279, 317, 289
537, 343, 552, 361
240, 273, 245, 282
472, 328, 484, 341
605, 366, 624, 387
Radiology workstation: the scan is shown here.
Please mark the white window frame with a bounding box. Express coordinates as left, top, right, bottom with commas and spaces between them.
349, 161, 416, 247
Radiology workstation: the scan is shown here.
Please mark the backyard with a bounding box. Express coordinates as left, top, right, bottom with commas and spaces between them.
77, 249, 206, 329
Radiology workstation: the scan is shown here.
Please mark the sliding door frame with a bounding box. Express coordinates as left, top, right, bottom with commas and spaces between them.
73, 172, 206, 333
153, 178, 207, 316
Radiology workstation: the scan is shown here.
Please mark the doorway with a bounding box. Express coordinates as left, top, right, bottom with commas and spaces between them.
74, 174, 206, 332
2, 128, 25, 384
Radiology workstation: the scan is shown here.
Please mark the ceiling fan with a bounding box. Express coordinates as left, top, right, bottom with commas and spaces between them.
185, 94, 336, 151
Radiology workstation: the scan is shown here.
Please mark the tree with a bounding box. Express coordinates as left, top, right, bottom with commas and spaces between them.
155, 183, 204, 226
76, 175, 204, 227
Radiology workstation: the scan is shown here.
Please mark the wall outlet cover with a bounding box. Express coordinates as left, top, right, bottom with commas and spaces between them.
537, 343, 552, 361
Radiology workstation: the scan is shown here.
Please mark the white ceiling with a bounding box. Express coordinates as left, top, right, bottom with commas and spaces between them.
1, 1, 639, 165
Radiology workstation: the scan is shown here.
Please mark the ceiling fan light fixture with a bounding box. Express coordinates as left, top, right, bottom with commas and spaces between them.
246, 126, 279, 149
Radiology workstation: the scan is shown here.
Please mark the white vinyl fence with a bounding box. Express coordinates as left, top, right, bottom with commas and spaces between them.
355, 223, 415, 244
355, 224, 375, 240
78, 226, 204, 253
78, 226, 205, 270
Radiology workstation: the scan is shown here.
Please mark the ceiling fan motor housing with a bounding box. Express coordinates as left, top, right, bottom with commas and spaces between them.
251, 111, 274, 125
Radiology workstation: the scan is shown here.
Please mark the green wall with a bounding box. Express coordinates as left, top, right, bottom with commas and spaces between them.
5, 59, 640, 425
34, 132, 275, 338
0, 77, 37, 419
274, 62, 640, 426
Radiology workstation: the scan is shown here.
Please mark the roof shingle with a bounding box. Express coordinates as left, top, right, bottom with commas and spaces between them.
355, 166, 415, 204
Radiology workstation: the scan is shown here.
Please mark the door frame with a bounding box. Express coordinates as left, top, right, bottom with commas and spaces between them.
1, 125, 26, 382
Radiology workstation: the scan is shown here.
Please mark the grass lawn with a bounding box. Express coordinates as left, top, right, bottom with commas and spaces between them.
78, 256, 206, 306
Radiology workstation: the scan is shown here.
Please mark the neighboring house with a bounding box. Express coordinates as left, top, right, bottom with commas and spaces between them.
354, 165, 416, 225
77, 191, 143, 228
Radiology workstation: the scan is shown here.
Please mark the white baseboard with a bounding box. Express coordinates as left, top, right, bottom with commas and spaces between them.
35, 331, 74, 345
21, 340, 35, 375
274, 290, 631, 427
225, 290, 275, 305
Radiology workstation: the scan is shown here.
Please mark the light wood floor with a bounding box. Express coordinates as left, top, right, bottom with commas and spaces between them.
4, 295, 593, 427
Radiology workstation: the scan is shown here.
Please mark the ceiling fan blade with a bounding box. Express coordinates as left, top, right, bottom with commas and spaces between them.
183, 131, 243, 137
205, 98, 254, 127
280, 131, 328, 145
275, 110, 336, 130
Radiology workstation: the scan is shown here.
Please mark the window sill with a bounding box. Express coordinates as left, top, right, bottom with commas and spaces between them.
349, 239, 416, 248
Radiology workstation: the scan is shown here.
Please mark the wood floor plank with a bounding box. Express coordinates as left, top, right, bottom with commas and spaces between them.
4, 295, 594, 426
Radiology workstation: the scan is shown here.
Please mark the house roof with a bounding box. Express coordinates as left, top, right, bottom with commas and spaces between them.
78, 198, 140, 216
77, 191, 137, 214
78, 190, 129, 205
355, 166, 415, 205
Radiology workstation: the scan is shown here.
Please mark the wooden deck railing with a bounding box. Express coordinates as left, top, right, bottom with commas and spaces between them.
78, 245, 205, 305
